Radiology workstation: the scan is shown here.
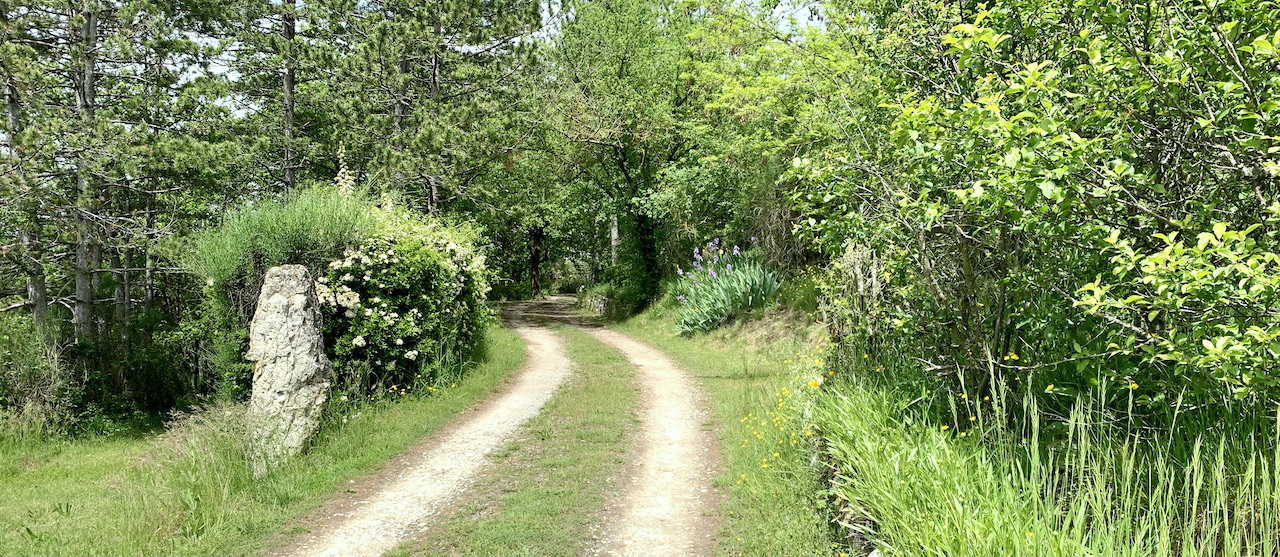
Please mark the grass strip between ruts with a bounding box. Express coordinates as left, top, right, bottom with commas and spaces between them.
389, 324, 639, 557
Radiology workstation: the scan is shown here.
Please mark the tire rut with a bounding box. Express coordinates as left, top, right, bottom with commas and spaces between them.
581, 327, 720, 557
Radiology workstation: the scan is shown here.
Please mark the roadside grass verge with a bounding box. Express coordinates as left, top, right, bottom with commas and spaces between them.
614, 306, 841, 557
390, 324, 638, 557
813, 375, 1280, 557
0, 325, 525, 556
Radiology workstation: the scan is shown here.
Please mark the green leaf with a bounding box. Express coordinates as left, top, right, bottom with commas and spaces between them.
1251, 37, 1275, 56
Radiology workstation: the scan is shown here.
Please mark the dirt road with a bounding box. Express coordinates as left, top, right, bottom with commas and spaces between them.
584, 327, 719, 557
511, 298, 720, 557
270, 298, 719, 557
270, 308, 573, 557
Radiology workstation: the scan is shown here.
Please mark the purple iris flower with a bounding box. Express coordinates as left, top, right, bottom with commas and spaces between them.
678, 294, 688, 304
709, 269, 718, 279
733, 245, 740, 256
677, 267, 684, 276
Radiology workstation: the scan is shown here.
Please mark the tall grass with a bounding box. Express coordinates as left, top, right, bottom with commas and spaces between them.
0, 312, 68, 440
184, 187, 374, 289
813, 375, 1280, 556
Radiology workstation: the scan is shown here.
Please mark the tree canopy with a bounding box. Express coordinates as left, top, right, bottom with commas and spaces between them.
3, 0, 1279, 417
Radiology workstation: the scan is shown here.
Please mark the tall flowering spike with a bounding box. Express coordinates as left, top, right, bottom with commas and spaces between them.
733, 245, 741, 256
335, 146, 356, 196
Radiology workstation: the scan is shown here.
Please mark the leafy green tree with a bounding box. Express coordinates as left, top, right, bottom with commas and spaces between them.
771, 0, 1280, 407
546, 0, 700, 297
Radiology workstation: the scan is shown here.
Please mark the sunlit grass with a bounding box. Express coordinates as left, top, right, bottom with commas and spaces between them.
390, 325, 639, 557
814, 373, 1280, 556
0, 325, 526, 556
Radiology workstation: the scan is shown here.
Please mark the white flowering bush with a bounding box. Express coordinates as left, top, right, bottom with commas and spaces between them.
316, 204, 491, 396
183, 168, 491, 401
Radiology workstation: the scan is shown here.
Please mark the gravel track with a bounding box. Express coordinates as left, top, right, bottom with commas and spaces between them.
271, 298, 719, 557
268, 309, 572, 557
583, 327, 719, 557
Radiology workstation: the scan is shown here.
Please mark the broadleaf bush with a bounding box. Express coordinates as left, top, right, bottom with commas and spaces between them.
1076, 216, 1280, 398
317, 205, 491, 397
182, 170, 490, 400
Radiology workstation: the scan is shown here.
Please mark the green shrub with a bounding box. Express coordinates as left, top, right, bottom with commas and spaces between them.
179, 186, 374, 398
574, 281, 650, 320
0, 312, 69, 438
317, 205, 491, 396
547, 257, 592, 294
182, 163, 493, 400
777, 266, 821, 313
1076, 219, 1280, 399
672, 239, 779, 334
183, 186, 375, 326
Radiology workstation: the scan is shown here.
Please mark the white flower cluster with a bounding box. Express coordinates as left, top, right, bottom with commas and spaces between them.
315, 280, 360, 312
315, 217, 489, 375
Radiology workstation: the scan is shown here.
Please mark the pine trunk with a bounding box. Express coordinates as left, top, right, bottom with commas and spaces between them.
72, 5, 99, 344
282, 0, 296, 194
144, 199, 156, 313
5, 69, 50, 341
112, 249, 128, 344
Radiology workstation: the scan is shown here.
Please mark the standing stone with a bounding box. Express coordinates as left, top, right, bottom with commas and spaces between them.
245, 265, 331, 479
